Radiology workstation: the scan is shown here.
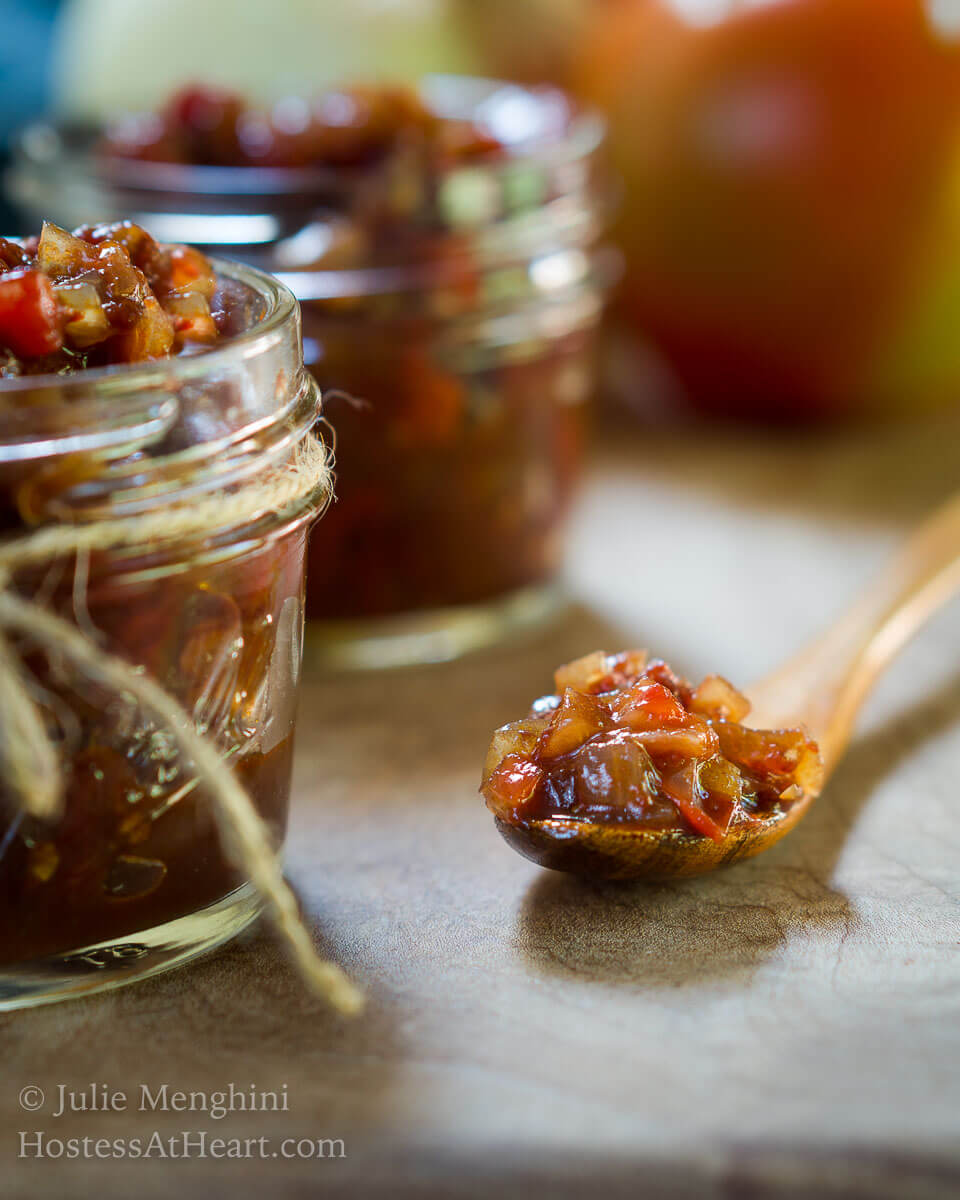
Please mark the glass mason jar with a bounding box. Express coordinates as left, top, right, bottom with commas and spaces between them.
9, 77, 613, 667
0, 260, 323, 1009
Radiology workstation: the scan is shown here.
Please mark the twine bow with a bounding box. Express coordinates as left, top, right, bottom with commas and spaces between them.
0, 435, 363, 1015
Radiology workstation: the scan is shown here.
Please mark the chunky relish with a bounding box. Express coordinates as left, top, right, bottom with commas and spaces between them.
0, 227, 312, 966
0, 221, 221, 376
305, 328, 589, 619
482, 651, 822, 843
101, 83, 504, 171
0, 539, 305, 963
94, 82, 598, 638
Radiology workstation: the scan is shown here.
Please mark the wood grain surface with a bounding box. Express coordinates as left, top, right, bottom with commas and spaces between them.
3, 420, 960, 1199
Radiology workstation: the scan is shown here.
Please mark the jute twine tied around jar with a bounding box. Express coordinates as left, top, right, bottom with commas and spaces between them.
0, 434, 363, 1015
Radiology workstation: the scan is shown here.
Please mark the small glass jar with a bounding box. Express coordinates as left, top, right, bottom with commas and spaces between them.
10, 77, 612, 667
294, 234, 605, 667
0, 260, 323, 1009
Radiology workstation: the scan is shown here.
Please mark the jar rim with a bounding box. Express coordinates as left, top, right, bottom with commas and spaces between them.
0, 256, 299, 398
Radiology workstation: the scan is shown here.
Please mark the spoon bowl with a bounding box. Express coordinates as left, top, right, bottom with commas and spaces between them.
496, 781, 817, 880
489, 489, 960, 880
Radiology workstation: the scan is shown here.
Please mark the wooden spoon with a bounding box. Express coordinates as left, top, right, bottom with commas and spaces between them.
496, 491, 960, 880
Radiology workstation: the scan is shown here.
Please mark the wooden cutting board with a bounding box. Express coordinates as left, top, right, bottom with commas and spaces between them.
3, 419, 960, 1199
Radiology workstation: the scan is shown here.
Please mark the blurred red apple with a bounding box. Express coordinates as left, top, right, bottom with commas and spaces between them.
574, 0, 960, 421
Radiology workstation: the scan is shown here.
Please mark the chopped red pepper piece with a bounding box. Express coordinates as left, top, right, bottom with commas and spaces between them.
0, 269, 63, 358
660, 765, 725, 843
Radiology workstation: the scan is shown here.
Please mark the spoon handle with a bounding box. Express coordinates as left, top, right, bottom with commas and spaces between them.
748, 491, 960, 773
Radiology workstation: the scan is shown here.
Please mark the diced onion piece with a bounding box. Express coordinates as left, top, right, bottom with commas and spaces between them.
573, 734, 661, 812
482, 717, 551, 784
689, 675, 752, 722
112, 293, 175, 361
165, 292, 218, 344
54, 281, 110, 348
697, 756, 744, 832
537, 688, 611, 761
698, 755, 743, 804
36, 221, 96, 278
628, 722, 720, 760
553, 651, 610, 694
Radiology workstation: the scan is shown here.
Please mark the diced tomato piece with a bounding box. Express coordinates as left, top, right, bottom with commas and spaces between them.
644, 659, 694, 704
482, 754, 543, 821
611, 680, 689, 729
164, 245, 217, 298
0, 269, 63, 357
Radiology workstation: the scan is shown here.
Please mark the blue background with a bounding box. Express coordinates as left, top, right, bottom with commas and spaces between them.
0, 0, 62, 229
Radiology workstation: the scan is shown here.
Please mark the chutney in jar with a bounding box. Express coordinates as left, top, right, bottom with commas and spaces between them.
0, 222, 320, 1000
90, 78, 610, 660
